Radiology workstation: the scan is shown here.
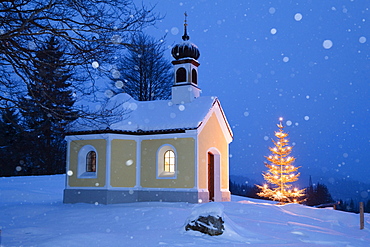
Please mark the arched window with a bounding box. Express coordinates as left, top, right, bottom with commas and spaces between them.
86, 151, 96, 172
77, 145, 98, 178
157, 145, 177, 178
164, 150, 175, 173
192, 69, 197, 85
176, 67, 186, 83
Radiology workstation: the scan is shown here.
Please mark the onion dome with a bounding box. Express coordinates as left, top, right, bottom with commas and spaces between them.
171, 13, 200, 60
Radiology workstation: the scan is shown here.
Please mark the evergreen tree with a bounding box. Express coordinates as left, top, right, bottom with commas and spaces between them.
365, 200, 370, 213
257, 118, 305, 204
305, 182, 334, 206
20, 36, 76, 174
0, 109, 24, 176
113, 32, 173, 101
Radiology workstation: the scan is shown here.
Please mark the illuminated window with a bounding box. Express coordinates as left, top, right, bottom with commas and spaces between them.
164, 150, 175, 173
86, 151, 96, 172
157, 145, 177, 178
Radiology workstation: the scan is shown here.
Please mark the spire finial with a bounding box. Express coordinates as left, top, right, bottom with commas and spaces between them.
182, 12, 189, 41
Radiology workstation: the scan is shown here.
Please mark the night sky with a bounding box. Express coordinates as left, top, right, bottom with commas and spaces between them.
139, 0, 369, 186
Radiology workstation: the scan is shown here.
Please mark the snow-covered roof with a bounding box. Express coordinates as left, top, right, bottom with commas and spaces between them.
67, 93, 218, 134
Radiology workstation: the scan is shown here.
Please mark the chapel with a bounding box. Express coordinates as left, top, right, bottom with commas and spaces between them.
63, 16, 233, 204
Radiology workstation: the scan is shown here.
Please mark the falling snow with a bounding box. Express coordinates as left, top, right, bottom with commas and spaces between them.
323, 39, 333, 49
294, 13, 303, 21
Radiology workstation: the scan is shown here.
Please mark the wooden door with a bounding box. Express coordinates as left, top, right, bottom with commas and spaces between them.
208, 152, 215, 202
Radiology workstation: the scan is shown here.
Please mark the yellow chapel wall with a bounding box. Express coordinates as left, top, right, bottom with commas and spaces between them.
141, 138, 195, 188
68, 139, 107, 187
198, 112, 229, 191
110, 139, 137, 187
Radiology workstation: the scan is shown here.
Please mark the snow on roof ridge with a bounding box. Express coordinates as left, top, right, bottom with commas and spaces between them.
68, 94, 218, 134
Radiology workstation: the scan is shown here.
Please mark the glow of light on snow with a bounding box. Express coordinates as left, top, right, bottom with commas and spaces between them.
295, 122, 299, 126
279, 117, 283, 121
115, 80, 124, 89
323, 40, 333, 49
324, 56, 329, 60
111, 35, 122, 44
244, 111, 249, 117
270, 28, 277, 35
269, 7, 276, 14
286, 120, 292, 126
359, 36, 367, 43
264, 136, 269, 141
304, 116, 309, 121
171, 27, 179, 35
67, 170, 73, 176
306, 95, 310, 99
283, 56, 289, 62
294, 13, 303, 21
111, 69, 121, 79
126, 159, 133, 166
343, 153, 349, 158
92, 61, 99, 69
170, 113, 176, 118
105, 90, 114, 98
178, 105, 185, 111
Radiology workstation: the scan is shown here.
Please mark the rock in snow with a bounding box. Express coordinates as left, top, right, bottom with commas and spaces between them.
185, 215, 225, 236
185, 202, 225, 236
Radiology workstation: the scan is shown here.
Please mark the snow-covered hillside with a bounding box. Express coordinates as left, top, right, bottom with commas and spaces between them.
0, 175, 369, 246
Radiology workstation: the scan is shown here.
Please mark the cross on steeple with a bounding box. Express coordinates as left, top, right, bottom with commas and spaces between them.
182, 12, 190, 41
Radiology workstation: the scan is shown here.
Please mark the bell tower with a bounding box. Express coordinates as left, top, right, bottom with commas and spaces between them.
171, 13, 201, 104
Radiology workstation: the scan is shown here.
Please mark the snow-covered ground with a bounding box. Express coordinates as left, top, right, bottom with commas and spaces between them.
0, 175, 369, 246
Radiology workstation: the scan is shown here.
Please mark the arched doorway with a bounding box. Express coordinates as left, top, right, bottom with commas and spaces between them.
208, 152, 215, 201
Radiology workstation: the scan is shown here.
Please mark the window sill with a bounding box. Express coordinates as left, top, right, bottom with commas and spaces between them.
157, 172, 176, 179
78, 172, 97, 179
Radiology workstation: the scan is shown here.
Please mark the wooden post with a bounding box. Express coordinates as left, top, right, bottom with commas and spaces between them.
360, 202, 364, 230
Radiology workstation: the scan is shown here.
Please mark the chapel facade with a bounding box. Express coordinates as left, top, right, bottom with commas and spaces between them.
63, 17, 233, 204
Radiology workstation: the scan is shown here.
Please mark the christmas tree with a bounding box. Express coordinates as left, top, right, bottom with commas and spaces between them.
257, 118, 305, 204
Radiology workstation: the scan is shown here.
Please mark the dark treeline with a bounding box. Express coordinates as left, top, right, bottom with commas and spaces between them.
230, 180, 370, 213
0, 37, 75, 176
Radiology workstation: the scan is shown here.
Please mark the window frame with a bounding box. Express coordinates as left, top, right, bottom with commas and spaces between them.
77, 145, 98, 178
191, 68, 197, 85
157, 144, 177, 179
176, 67, 186, 83
86, 151, 97, 172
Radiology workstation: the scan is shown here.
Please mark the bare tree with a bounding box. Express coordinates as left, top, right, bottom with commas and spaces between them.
113, 32, 173, 101
0, 0, 158, 117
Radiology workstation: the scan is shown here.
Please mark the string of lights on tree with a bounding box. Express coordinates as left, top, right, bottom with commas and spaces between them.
257, 118, 305, 204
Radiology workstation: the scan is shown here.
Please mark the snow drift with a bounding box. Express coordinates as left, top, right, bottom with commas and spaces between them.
0, 175, 369, 246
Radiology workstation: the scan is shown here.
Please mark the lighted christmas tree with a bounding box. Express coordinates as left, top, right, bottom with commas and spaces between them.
257, 118, 305, 204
